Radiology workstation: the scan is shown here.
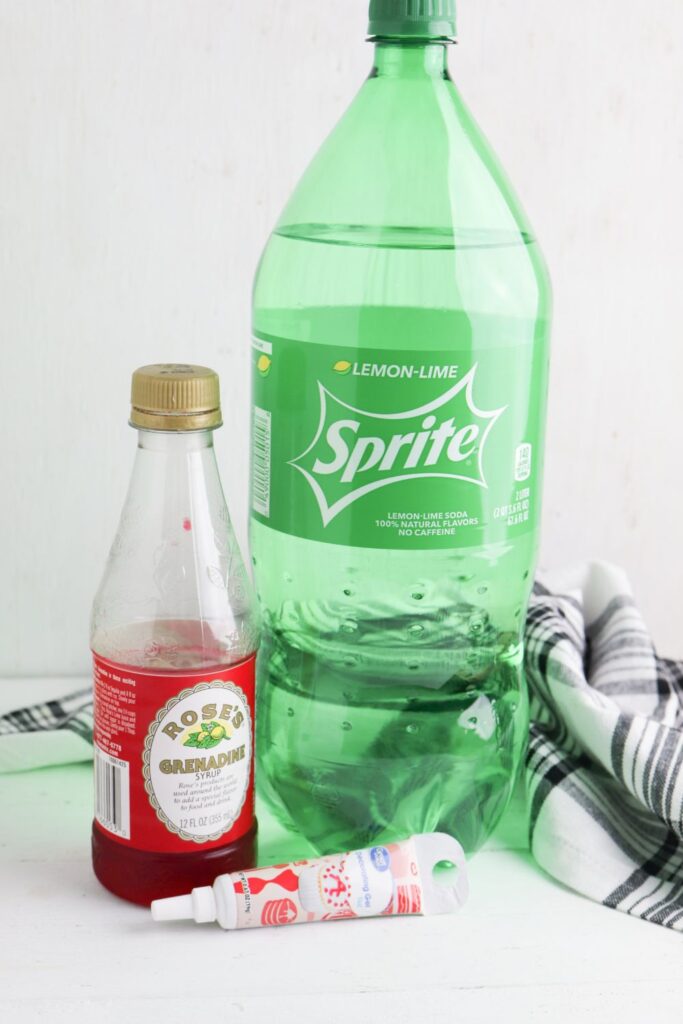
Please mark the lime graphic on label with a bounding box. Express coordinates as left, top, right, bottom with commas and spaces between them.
257, 355, 272, 377
183, 721, 232, 749
333, 360, 352, 375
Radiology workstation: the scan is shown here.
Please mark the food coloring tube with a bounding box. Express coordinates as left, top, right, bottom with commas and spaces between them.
151, 832, 468, 930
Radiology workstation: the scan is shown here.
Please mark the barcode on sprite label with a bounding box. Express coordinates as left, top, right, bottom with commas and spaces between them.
252, 406, 272, 518
94, 745, 131, 840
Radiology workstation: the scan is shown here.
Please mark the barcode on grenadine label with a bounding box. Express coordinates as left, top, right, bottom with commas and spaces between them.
94, 745, 131, 840
252, 406, 272, 518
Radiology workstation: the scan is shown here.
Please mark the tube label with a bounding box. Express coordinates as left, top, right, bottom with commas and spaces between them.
92, 653, 255, 853
230, 838, 424, 928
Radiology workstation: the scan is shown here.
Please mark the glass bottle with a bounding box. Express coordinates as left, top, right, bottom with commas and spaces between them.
92, 364, 260, 904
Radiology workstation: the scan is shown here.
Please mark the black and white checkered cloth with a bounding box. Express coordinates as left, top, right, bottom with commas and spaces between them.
0, 687, 92, 773
1, 562, 681, 928
526, 562, 683, 930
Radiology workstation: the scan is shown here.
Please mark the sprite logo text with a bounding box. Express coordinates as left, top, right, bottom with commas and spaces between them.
290, 365, 506, 526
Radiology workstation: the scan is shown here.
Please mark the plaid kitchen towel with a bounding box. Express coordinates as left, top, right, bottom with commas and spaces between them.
0, 687, 92, 773
1, 561, 681, 928
526, 561, 683, 930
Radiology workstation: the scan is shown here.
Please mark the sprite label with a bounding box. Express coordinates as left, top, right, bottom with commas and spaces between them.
251, 333, 546, 550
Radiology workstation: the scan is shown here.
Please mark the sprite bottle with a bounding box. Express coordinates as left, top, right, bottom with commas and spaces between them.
250, 0, 551, 855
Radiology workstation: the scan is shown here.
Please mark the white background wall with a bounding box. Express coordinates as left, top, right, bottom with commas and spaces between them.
0, 0, 681, 677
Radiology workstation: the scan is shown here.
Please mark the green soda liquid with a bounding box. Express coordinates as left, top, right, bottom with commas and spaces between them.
251, 29, 551, 856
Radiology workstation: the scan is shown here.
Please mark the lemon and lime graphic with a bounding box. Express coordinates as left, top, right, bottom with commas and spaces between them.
333, 360, 352, 375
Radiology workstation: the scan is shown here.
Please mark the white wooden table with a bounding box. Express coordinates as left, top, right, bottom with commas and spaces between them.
0, 680, 680, 1023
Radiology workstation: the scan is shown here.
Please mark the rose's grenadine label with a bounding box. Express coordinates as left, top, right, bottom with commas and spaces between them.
92, 653, 255, 853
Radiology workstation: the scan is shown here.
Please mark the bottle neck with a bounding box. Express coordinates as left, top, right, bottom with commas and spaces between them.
371, 41, 450, 81
126, 429, 224, 550
137, 428, 215, 454
129, 429, 222, 533
128, 429, 223, 540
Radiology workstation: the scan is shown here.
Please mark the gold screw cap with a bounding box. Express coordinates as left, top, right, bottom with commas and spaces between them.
130, 364, 222, 432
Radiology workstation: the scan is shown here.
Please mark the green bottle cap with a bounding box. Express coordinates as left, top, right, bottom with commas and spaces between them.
368, 0, 457, 41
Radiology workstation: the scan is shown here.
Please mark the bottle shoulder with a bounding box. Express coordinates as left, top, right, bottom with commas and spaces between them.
91, 442, 260, 669
271, 76, 536, 244
253, 73, 550, 329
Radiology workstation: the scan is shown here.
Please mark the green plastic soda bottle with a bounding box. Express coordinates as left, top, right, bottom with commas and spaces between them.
251, 0, 551, 855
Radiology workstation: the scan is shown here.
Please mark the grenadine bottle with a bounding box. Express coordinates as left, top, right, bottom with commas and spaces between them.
91, 364, 260, 905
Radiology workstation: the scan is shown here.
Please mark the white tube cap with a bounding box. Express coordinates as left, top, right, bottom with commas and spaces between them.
151, 886, 217, 925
